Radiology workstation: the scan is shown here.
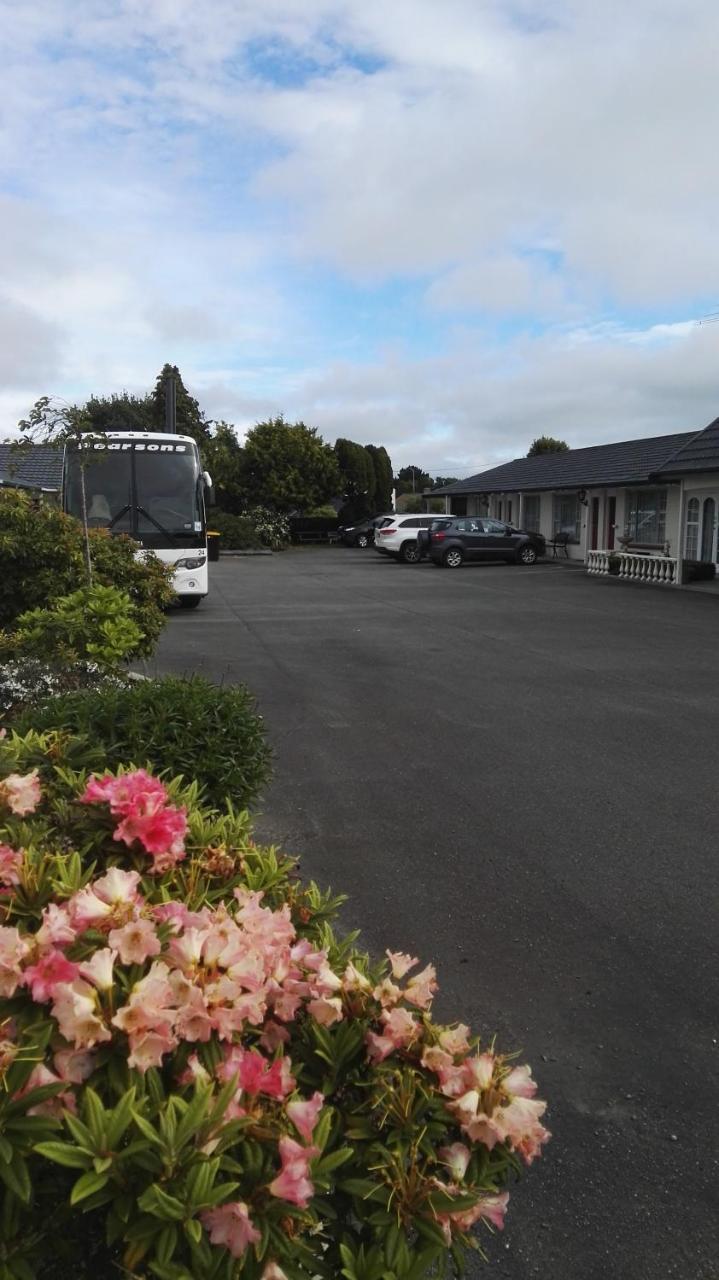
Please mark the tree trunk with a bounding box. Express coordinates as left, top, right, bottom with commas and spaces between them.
79, 465, 93, 586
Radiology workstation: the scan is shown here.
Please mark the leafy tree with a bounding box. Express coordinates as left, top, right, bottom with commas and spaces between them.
433, 475, 459, 488
366, 444, 393, 511
149, 363, 211, 445
202, 421, 247, 514
81, 391, 153, 434
335, 439, 376, 520
395, 464, 433, 495
527, 436, 570, 456
242, 416, 340, 512
17, 397, 109, 585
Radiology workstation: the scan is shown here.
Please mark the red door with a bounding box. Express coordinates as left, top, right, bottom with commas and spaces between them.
590, 497, 600, 550
607, 497, 616, 550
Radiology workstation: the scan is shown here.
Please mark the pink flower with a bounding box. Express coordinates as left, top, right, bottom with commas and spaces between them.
201, 1202, 261, 1259
404, 963, 437, 1009
93, 867, 142, 906
307, 997, 343, 1026
127, 1029, 176, 1072
342, 961, 371, 992
438, 1143, 471, 1181
365, 1031, 396, 1063
79, 947, 116, 991
0, 770, 41, 816
68, 887, 114, 930
381, 1006, 421, 1048
0, 844, 23, 887
386, 950, 418, 979
502, 1063, 538, 1099
262, 1265, 289, 1280
53, 1048, 95, 1084
452, 1191, 509, 1232
491, 1096, 550, 1165
175, 986, 213, 1043
268, 1136, 318, 1209
80, 769, 168, 814
373, 977, 403, 1007
36, 903, 76, 949
0, 926, 30, 997
286, 1090, 324, 1144
260, 1021, 290, 1052
23, 950, 79, 1002
109, 919, 161, 965
51, 980, 112, 1049
438, 1024, 471, 1056
464, 1052, 496, 1091
114, 804, 187, 864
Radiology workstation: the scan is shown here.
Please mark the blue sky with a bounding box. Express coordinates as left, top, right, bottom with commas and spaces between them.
2, 0, 719, 474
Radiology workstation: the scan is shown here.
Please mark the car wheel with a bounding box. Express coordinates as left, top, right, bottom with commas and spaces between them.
517, 545, 537, 565
400, 540, 421, 563
357, 533, 369, 548
179, 596, 202, 609
443, 547, 464, 568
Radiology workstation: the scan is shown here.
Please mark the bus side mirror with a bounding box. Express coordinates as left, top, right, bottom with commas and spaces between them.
202, 471, 216, 506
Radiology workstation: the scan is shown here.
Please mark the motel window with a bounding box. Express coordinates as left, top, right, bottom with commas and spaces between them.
552, 495, 581, 543
624, 489, 667, 546
523, 495, 541, 533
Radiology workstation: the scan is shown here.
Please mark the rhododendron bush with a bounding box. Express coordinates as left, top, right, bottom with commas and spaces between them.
0, 730, 549, 1280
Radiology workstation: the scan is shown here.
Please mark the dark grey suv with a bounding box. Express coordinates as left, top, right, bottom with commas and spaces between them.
419, 518, 546, 568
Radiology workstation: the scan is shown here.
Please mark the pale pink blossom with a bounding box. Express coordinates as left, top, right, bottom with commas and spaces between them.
68, 887, 114, 930
51, 980, 112, 1049
36, 903, 76, 949
491, 1097, 550, 1165
16, 1063, 72, 1118
109, 919, 161, 965
53, 1048, 95, 1084
342, 961, 371, 992
464, 1052, 496, 1092
372, 977, 403, 1007
259, 1021, 291, 1052
93, 867, 142, 906
268, 1136, 318, 1209
438, 1024, 471, 1056
404, 963, 437, 1009
127, 1029, 176, 1072
307, 996, 343, 1026
286, 1090, 324, 1144
438, 1143, 471, 1181
365, 1031, 396, 1063
386, 949, 418, 980
23, 949, 79, 1002
80, 769, 168, 814
261, 1265, 289, 1280
0, 770, 41, 816
502, 1063, 538, 1099
175, 986, 214, 1042
452, 1191, 509, 1232
0, 844, 23, 887
177, 1053, 211, 1086
201, 1202, 261, 1258
79, 948, 116, 991
0, 926, 30, 996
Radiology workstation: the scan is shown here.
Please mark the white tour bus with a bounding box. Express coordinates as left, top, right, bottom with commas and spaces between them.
63, 431, 213, 608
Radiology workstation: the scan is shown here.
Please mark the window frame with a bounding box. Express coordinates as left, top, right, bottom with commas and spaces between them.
523, 494, 541, 534
623, 488, 668, 548
552, 494, 581, 543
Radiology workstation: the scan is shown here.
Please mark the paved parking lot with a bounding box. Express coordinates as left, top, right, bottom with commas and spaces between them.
151, 548, 719, 1280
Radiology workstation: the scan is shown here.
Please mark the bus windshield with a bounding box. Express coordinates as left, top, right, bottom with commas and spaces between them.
64, 442, 204, 549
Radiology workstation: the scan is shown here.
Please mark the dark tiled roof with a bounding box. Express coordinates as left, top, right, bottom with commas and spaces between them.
0, 442, 64, 491
652, 416, 719, 477
432, 431, 698, 495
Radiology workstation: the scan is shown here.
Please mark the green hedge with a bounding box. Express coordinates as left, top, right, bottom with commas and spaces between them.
12, 674, 271, 812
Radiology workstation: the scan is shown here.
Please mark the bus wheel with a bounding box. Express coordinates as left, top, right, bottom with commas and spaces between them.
179, 596, 202, 609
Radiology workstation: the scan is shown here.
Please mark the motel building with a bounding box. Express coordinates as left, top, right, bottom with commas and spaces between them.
431, 415, 719, 587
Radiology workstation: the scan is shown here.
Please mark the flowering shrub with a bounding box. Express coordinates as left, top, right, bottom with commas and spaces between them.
0, 658, 129, 720
0, 729, 549, 1279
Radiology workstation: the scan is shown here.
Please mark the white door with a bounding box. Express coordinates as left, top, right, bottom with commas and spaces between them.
685, 493, 719, 562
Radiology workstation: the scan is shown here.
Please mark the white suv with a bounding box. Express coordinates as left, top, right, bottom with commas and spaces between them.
374, 514, 440, 563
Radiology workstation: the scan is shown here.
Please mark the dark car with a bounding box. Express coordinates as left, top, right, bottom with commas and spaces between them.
338, 516, 385, 548
418, 517, 546, 567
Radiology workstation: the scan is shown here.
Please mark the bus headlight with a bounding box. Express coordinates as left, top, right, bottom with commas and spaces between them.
174, 556, 206, 569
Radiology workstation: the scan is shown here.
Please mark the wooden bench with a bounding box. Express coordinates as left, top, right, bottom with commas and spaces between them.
547, 531, 571, 558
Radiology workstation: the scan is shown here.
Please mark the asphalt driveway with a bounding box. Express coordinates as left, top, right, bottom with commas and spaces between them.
150, 549, 719, 1280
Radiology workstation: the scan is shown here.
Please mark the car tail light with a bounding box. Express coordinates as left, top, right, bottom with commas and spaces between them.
432, 532, 446, 541
378, 527, 395, 535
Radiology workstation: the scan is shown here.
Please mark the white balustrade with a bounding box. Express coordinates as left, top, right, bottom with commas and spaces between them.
586, 550, 610, 575
585, 549, 678, 585
618, 552, 677, 584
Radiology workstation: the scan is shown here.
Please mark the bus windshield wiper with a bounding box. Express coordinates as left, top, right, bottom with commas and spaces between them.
107, 504, 131, 531
135, 505, 181, 543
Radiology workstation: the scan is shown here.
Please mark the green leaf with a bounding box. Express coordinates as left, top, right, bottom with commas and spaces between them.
70, 1169, 110, 1205
34, 1141, 91, 1170
184, 1218, 202, 1246
314, 1146, 353, 1176
138, 1184, 186, 1222
0, 1153, 31, 1204
83, 1088, 107, 1147
106, 1086, 136, 1148
156, 1224, 179, 1264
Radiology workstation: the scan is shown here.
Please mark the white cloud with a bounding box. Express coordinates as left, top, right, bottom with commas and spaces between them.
1, 0, 718, 465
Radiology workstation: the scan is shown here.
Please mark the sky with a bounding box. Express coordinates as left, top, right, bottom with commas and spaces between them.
2, 0, 719, 474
